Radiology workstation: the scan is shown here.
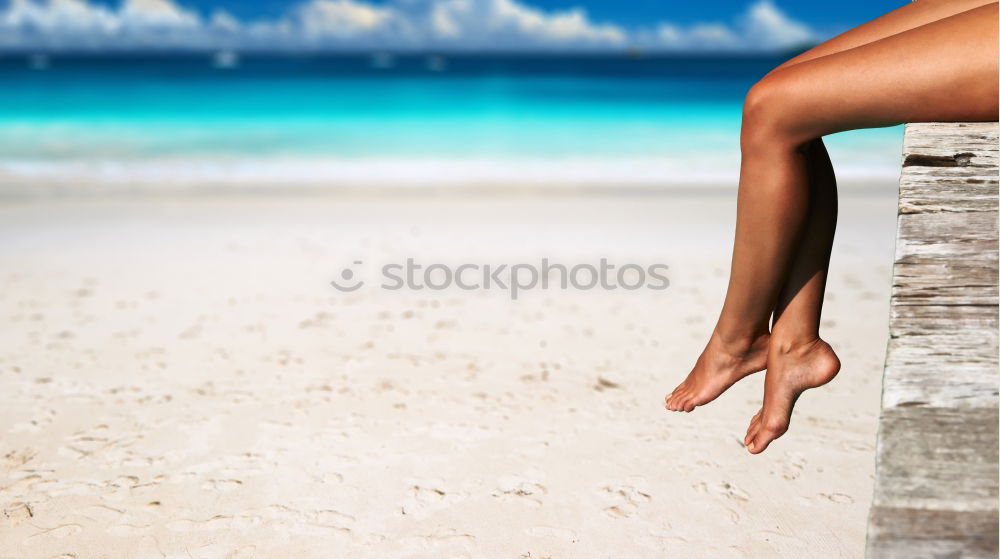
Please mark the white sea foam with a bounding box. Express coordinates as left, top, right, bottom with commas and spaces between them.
0, 154, 900, 194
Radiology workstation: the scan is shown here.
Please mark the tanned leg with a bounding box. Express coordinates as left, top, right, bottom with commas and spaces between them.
772, 0, 998, 73
741, 4, 999, 453
665, 0, 1000, 414
743, 138, 841, 452
738, 0, 998, 448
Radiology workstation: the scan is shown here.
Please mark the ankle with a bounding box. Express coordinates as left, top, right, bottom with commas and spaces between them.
711, 327, 769, 354
769, 328, 822, 355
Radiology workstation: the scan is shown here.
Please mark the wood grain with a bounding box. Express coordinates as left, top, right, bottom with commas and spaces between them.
866, 122, 999, 558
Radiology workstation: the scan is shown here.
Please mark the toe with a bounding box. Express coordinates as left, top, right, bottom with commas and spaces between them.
670, 389, 689, 411
748, 416, 788, 454
683, 393, 699, 412
744, 420, 760, 447
665, 385, 686, 410
744, 410, 762, 441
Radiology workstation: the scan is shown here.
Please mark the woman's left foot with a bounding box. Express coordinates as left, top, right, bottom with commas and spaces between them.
664, 331, 770, 412
744, 337, 840, 454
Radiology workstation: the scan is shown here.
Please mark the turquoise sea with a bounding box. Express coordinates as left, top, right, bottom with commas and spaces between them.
0, 53, 903, 187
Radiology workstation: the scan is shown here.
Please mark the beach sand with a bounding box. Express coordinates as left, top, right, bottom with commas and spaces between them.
0, 189, 897, 558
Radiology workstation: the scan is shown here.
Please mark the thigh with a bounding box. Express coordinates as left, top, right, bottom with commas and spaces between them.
763, 3, 998, 143
771, 0, 998, 73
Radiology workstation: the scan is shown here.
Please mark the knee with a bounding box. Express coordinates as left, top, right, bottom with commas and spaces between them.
740, 73, 811, 150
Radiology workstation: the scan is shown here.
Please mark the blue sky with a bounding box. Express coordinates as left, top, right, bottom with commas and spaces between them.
0, 0, 909, 51
181, 0, 905, 30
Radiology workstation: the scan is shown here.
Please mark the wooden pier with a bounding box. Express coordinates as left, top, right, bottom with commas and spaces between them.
866, 122, 999, 558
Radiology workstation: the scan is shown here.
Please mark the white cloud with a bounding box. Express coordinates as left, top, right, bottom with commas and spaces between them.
644, 1, 813, 51
120, 0, 198, 28
488, 0, 624, 45
295, 0, 395, 37
3, 0, 118, 32
0, 0, 206, 48
414, 0, 624, 47
429, 0, 465, 38
0, 0, 817, 51
209, 9, 239, 31
742, 0, 813, 48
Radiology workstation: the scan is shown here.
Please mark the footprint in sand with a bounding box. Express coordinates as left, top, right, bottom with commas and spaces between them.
5, 472, 43, 494
712, 481, 750, 502
600, 484, 651, 518
166, 515, 232, 532
778, 452, 807, 481
647, 528, 689, 547
316, 472, 344, 484
2, 447, 38, 469
4, 502, 33, 525
201, 478, 244, 492
400, 479, 468, 518
401, 528, 475, 551
819, 492, 854, 504
492, 475, 548, 507
64, 424, 111, 456
309, 509, 355, 532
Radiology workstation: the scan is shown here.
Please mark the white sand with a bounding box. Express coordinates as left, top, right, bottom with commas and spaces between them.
0, 190, 897, 558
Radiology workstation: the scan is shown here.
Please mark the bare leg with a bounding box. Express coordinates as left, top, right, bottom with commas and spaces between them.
664, 140, 838, 415
666, 0, 996, 411
740, 4, 999, 453
739, 0, 998, 449
759, 0, 999, 362
771, 0, 998, 73
772, 139, 838, 342
665, 0, 1000, 414
743, 139, 841, 452
663, 97, 810, 413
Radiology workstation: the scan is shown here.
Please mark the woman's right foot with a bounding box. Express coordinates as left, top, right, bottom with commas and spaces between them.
744, 337, 841, 454
664, 331, 770, 412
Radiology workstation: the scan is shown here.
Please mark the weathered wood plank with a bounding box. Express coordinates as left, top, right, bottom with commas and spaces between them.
866, 121, 999, 559
870, 407, 999, 509
868, 509, 1000, 559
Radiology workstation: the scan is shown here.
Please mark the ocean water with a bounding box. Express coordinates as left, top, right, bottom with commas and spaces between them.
0, 53, 904, 187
